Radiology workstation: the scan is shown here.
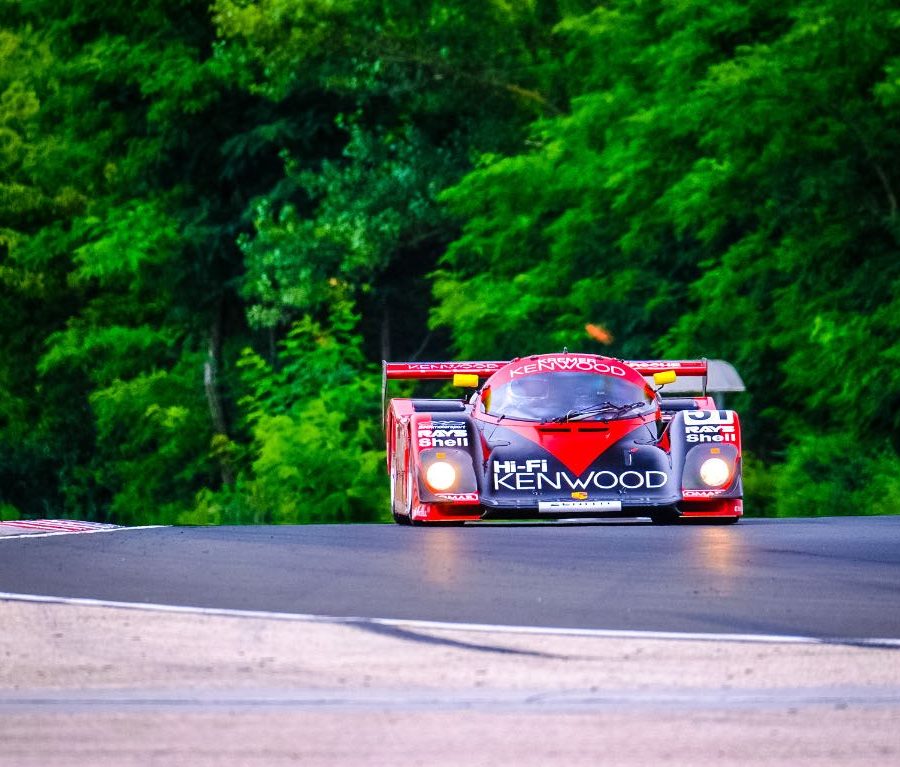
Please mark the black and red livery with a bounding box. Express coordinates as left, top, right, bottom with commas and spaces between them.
384, 353, 744, 525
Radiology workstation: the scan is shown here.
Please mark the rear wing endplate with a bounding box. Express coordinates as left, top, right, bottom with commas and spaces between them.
635, 359, 746, 395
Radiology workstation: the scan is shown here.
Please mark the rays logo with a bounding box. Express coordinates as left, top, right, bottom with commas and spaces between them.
417, 420, 469, 448
684, 411, 736, 443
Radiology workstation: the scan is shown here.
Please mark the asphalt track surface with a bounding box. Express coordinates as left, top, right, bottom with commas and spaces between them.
1, 516, 899, 640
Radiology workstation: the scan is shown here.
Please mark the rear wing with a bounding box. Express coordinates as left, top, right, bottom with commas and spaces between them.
382, 358, 744, 390
381, 359, 720, 381
381, 357, 744, 424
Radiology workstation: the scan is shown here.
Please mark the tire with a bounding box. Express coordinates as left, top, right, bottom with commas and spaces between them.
650, 507, 680, 525
392, 510, 412, 525
405, 465, 419, 526
390, 463, 411, 525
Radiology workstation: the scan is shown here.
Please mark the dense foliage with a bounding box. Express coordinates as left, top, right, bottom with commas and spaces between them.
1, 0, 897, 523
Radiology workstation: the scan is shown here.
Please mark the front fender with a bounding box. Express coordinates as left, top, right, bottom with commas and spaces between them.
410, 413, 482, 503
669, 410, 743, 499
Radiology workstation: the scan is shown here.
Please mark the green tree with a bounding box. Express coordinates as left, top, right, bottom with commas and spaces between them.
214, 0, 568, 360
434, 0, 900, 516
2, 0, 896, 524
0, 18, 92, 517
0, 0, 290, 521
190, 299, 386, 524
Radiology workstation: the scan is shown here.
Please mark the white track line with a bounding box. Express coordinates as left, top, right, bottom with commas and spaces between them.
1, 590, 899, 647
0, 525, 164, 541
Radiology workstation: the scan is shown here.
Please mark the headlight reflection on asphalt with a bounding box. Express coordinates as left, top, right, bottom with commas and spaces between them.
695, 527, 740, 590
423, 529, 461, 585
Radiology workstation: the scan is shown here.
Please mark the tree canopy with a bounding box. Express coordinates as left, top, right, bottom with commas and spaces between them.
1, 0, 897, 523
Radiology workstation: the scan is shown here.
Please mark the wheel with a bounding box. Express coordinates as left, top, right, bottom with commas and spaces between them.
650, 507, 680, 525
405, 464, 419, 525
390, 463, 411, 525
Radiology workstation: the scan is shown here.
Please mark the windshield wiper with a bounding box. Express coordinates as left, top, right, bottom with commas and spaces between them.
550, 401, 646, 423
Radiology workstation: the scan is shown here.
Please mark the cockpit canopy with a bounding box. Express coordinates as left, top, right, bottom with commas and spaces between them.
483, 371, 655, 422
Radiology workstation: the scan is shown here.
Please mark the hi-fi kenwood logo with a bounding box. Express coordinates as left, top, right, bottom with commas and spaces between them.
492, 460, 667, 491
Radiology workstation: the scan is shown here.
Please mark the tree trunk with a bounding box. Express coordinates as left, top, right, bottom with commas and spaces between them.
204, 305, 234, 485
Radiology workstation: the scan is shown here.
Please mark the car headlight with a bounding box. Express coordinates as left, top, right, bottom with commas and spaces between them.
699, 457, 731, 487
425, 461, 457, 491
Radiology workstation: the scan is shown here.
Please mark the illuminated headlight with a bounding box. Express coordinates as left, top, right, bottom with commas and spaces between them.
699, 457, 731, 487
425, 461, 457, 491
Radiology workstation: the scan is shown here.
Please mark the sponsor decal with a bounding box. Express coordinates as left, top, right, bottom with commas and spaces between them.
684, 411, 736, 443
417, 420, 469, 448
406, 362, 502, 372
509, 357, 627, 378
632, 360, 694, 370
685, 426, 736, 443
492, 459, 668, 492
435, 492, 479, 502
682, 489, 724, 498
684, 410, 734, 425
571, 491, 588, 500
539, 500, 622, 513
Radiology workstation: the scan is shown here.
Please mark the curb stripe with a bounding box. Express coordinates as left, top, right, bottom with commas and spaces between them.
0, 525, 164, 541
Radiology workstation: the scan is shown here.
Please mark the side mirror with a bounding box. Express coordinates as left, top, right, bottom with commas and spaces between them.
653, 370, 677, 386
453, 373, 480, 388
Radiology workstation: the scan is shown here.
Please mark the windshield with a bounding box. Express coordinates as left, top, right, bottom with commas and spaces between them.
485, 372, 655, 422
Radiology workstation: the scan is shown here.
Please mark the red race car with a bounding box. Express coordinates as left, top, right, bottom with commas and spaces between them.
383, 353, 745, 525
